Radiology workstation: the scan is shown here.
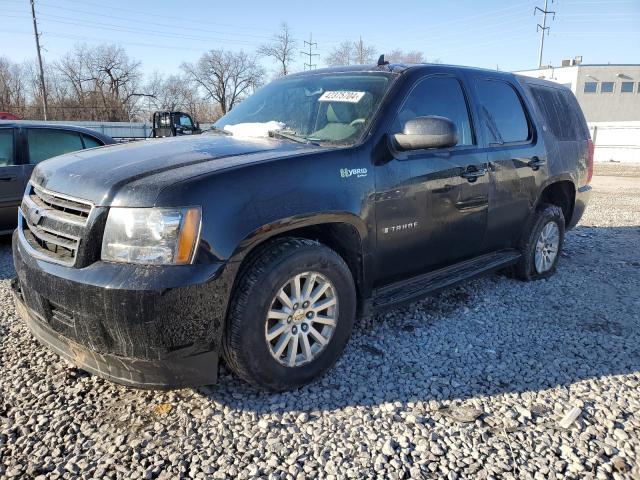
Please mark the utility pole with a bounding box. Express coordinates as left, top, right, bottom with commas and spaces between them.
30, 0, 48, 120
301, 34, 319, 70
535, 0, 556, 68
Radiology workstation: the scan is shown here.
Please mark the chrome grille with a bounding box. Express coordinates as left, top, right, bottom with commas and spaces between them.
20, 183, 94, 266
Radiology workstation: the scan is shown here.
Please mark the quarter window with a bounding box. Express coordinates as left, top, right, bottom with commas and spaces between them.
601, 82, 614, 93
584, 82, 597, 93
475, 79, 530, 144
27, 129, 84, 164
621, 81, 634, 93
0, 129, 14, 166
394, 76, 474, 146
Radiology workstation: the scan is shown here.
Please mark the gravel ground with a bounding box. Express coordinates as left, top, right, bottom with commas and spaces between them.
1, 164, 639, 480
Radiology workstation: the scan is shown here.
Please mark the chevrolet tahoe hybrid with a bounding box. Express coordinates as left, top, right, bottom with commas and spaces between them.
11, 63, 592, 391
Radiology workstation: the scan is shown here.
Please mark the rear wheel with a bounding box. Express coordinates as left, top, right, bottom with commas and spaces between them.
222, 238, 356, 391
513, 203, 565, 281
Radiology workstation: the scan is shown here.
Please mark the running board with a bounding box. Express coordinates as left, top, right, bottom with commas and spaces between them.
373, 250, 521, 310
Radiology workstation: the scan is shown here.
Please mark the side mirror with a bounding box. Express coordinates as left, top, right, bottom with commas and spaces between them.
393, 116, 458, 151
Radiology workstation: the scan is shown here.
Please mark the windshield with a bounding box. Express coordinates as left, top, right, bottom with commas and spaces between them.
213, 72, 395, 146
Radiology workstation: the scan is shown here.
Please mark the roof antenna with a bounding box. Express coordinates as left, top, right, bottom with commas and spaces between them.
377, 54, 389, 66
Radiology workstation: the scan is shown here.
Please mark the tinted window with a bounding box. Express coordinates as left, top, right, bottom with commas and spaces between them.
27, 129, 84, 164
0, 129, 14, 166
584, 82, 597, 93
601, 82, 614, 93
82, 134, 102, 148
621, 82, 634, 93
529, 85, 586, 141
394, 76, 473, 146
475, 79, 530, 144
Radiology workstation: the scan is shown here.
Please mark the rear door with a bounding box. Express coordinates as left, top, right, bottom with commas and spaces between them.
471, 77, 546, 250
374, 73, 489, 284
0, 127, 23, 233
24, 127, 86, 183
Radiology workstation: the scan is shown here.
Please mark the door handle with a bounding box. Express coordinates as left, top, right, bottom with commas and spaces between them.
0, 174, 17, 182
527, 156, 546, 170
461, 166, 487, 182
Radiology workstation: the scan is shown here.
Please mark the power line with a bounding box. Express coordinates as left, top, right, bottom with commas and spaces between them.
535, 0, 556, 67
301, 34, 319, 70
29, 0, 48, 120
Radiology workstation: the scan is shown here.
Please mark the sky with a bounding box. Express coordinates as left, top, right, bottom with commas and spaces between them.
1, 0, 639, 78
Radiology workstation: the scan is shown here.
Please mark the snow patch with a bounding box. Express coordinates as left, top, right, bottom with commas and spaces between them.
223, 121, 284, 138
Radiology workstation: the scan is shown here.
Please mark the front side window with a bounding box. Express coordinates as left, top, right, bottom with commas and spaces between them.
0, 129, 14, 167
27, 129, 84, 164
392, 75, 474, 146
621, 81, 634, 93
584, 82, 597, 93
601, 82, 614, 93
214, 73, 396, 145
476, 79, 530, 144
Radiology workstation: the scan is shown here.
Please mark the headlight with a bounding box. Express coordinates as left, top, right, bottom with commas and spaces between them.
101, 207, 201, 265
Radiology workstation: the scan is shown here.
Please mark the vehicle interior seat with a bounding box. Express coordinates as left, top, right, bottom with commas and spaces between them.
310, 92, 373, 141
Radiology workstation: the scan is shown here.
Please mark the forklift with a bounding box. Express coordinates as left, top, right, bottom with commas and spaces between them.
151, 111, 202, 138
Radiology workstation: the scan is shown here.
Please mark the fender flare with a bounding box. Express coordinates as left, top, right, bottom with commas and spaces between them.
228, 211, 369, 265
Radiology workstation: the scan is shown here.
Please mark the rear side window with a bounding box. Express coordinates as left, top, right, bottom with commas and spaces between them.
0, 129, 14, 166
528, 85, 587, 141
475, 79, 530, 144
394, 75, 474, 146
27, 129, 84, 164
82, 134, 103, 149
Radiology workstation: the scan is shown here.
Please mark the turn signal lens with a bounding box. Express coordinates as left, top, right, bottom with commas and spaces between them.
175, 208, 201, 264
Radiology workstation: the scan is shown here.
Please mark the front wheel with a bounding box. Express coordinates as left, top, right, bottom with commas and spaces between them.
222, 238, 356, 391
513, 203, 565, 281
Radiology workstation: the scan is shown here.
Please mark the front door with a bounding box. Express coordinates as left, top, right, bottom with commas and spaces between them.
374, 74, 489, 286
0, 128, 23, 233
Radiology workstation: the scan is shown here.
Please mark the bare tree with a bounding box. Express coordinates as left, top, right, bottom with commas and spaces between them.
258, 22, 297, 77
353, 37, 377, 64
181, 49, 264, 114
0, 57, 28, 117
48, 43, 144, 121
326, 38, 376, 66
385, 49, 426, 64
326, 41, 354, 67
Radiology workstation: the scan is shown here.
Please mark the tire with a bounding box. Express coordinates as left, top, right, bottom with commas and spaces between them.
513, 203, 565, 281
222, 237, 356, 391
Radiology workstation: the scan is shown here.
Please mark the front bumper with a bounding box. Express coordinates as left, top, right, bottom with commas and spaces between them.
568, 184, 592, 229
12, 230, 232, 389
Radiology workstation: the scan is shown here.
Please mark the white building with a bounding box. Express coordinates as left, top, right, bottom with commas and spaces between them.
516, 59, 640, 163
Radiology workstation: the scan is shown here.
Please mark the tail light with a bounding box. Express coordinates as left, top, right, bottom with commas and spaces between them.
586, 138, 594, 184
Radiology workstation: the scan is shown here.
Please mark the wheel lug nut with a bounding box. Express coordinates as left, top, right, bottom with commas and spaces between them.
292, 326, 298, 334
302, 301, 310, 308
287, 316, 292, 323
306, 311, 314, 319
301, 323, 308, 332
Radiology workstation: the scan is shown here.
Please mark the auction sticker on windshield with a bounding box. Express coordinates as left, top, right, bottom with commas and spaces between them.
318, 91, 366, 103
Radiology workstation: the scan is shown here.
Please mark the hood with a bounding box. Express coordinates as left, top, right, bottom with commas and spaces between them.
31, 134, 323, 206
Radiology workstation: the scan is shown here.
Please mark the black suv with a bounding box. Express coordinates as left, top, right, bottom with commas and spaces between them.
11, 63, 592, 391
0, 122, 114, 234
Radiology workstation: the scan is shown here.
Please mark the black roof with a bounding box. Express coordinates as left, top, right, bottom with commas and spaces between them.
287, 62, 520, 81
0, 120, 115, 144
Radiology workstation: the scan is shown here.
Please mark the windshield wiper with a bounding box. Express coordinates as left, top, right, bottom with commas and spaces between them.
269, 130, 320, 146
